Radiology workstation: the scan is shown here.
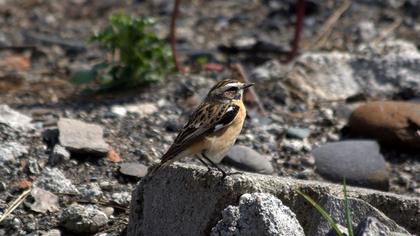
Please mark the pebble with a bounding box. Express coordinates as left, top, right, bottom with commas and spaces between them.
0, 142, 28, 163
41, 229, 61, 236
124, 103, 158, 117
60, 204, 108, 233
301, 154, 315, 166
286, 127, 311, 139
58, 118, 110, 155
355, 21, 377, 42
29, 187, 60, 213
102, 207, 114, 217
106, 149, 122, 163
119, 162, 148, 177
282, 139, 311, 153
349, 101, 420, 149
223, 145, 274, 174
28, 159, 41, 175
33, 167, 79, 194
111, 191, 132, 206
251, 59, 285, 81
78, 183, 103, 201
0, 104, 34, 131
312, 140, 389, 190
49, 144, 70, 165
110, 105, 127, 117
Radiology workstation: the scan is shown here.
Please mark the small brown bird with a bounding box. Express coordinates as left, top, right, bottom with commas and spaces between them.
148, 79, 253, 177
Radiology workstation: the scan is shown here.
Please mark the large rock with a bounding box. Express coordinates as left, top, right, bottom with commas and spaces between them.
308, 195, 410, 235
0, 104, 34, 131
57, 118, 109, 155
127, 164, 419, 236
211, 193, 305, 236
60, 204, 108, 233
354, 216, 411, 236
349, 101, 420, 149
312, 140, 389, 190
288, 40, 420, 101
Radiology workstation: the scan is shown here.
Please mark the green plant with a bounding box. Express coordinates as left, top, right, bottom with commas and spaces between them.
72, 13, 173, 91
297, 179, 354, 236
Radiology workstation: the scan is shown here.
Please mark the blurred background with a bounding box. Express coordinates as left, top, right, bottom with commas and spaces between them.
0, 0, 419, 235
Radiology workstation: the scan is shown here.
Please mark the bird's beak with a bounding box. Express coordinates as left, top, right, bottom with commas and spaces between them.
241, 83, 254, 89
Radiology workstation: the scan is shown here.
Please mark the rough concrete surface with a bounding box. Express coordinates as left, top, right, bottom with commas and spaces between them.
211, 192, 305, 236
127, 163, 420, 236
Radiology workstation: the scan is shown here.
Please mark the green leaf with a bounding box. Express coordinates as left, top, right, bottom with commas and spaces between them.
296, 190, 344, 236
343, 179, 354, 236
71, 69, 96, 84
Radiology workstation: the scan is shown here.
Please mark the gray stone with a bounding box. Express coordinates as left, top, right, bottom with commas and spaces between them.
288, 52, 359, 101
211, 193, 305, 236
110, 105, 127, 117
111, 191, 132, 206
312, 140, 389, 190
41, 229, 61, 236
29, 187, 59, 213
127, 163, 419, 236
223, 145, 273, 174
0, 142, 28, 163
354, 216, 412, 236
78, 183, 103, 201
355, 21, 377, 42
251, 59, 290, 81
286, 127, 311, 139
34, 167, 79, 194
111, 103, 158, 118
282, 139, 311, 153
326, 224, 349, 236
288, 40, 420, 101
49, 144, 70, 165
60, 204, 108, 233
309, 195, 410, 236
57, 118, 109, 155
28, 159, 41, 174
119, 163, 148, 177
0, 104, 34, 131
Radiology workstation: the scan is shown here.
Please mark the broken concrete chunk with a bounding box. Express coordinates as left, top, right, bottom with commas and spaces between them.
58, 118, 109, 155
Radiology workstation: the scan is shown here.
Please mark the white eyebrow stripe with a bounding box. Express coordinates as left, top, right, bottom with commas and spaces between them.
223, 83, 242, 88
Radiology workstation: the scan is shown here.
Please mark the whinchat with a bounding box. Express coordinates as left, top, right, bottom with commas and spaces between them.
148, 79, 253, 177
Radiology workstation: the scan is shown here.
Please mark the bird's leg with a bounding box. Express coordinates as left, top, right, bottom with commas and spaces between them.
196, 155, 212, 173
202, 153, 227, 178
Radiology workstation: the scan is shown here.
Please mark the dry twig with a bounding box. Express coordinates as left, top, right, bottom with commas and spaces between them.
0, 188, 31, 223
371, 16, 402, 44
305, 0, 351, 50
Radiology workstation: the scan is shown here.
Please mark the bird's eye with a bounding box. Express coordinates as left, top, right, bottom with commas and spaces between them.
226, 87, 238, 92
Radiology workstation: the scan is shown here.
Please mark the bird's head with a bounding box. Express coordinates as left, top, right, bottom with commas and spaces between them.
206, 79, 253, 102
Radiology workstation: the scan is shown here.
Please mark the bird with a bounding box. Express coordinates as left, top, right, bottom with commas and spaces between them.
148, 79, 253, 177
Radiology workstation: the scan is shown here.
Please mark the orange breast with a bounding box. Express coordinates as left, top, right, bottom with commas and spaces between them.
174, 100, 246, 163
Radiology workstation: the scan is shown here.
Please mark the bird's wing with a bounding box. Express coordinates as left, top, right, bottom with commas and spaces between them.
160, 102, 240, 164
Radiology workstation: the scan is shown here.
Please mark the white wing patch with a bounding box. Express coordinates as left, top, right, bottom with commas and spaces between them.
214, 124, 225, 132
